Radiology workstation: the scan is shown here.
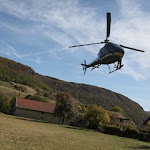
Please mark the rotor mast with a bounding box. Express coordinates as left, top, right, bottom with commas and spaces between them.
106, 12, 111, 43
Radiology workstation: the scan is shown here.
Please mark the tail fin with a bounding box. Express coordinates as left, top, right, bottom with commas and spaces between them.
81, 60, 87, 75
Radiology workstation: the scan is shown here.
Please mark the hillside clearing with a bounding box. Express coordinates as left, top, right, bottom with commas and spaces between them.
0, 114, 149, 150
0, 80, 36, 99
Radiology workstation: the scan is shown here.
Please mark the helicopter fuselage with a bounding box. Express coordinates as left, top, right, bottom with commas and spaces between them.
88, 42, 124, 67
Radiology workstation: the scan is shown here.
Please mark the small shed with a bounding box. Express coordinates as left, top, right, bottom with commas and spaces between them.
13, 97, 59, 123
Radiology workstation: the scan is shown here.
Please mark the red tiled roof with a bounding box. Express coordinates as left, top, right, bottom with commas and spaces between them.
16, 97, 56, 113
109, 111, 126, 119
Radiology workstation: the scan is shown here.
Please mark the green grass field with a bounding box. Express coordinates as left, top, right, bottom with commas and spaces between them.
0, 114, 150, 150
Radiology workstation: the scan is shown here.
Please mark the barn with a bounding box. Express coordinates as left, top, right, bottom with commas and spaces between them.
13, 97, 59, 124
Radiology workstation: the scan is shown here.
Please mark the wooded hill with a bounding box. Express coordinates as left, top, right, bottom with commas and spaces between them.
146, 111, 150, 115
0, 56, 148, 127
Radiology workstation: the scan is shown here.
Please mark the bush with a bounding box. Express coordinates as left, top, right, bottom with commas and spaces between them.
43, 92, 51, 98
19, 85, 26, 92
25, 94, 48, 102
123, 125, 139, 139
14, 85, 26, 92
138, 132, 150, 142
85, 105, 110, 130
0, 94, 9, 113
103, 125, 121, 136
70, 118, 87, 128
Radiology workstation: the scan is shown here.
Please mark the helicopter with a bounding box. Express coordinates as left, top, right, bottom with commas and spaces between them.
69, 12, 145, 74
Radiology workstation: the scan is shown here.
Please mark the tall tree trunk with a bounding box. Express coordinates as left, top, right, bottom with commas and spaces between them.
62, 117, 65, 124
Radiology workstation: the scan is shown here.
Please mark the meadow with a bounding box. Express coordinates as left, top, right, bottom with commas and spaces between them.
0, 114, 150, 150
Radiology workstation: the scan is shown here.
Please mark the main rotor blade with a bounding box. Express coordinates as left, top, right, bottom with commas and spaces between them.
120, 45, 145, 52
69, 42, 104, 48
106, 12, 111, 39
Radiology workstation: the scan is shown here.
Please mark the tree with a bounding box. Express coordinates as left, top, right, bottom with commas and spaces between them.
0, 94, 9, 113
85, 105, 110, 129
9, 97, 16, 114
111, 106, 128, 119
54, 92, 77, 124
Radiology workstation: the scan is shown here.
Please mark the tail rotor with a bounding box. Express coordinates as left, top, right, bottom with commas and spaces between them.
81, 60, 87, 75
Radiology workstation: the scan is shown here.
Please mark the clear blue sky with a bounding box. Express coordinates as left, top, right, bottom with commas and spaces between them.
0, 0, 150, 110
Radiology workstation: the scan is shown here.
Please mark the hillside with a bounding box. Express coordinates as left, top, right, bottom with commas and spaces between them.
146, 111, 150, 115
0, 56, 148, 127
1, 114, 150, 150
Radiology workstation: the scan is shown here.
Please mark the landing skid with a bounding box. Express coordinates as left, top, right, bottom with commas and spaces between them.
108, 62, 124, 74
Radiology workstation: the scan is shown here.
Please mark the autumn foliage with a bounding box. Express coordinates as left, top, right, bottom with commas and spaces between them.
85, 105, 110, 129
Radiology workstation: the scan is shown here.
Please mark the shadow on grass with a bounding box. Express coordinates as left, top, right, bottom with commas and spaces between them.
64, 126, 92, 132
13, 115, 50, 124
1, 114, 46, 123
128, 145, 150, 149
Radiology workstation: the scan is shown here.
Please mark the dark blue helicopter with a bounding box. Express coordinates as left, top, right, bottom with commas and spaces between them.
69, 12, 145, 74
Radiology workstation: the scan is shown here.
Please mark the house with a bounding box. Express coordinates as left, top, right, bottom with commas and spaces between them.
13, 97, 59, 124
143, 116, 150, 130
123, 120, 137, 127
109, 111, 136, 128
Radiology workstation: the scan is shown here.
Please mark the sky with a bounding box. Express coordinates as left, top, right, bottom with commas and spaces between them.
0, 0, 150, 111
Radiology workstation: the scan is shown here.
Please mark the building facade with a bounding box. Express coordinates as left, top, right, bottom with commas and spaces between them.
13, 97, 60, 124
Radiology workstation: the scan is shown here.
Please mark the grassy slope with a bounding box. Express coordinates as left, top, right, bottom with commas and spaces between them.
0, 114, 150, 150
0, 80, 36, 99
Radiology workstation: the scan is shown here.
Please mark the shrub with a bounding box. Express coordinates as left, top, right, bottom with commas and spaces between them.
123, 125, 139, 139
85, 105, 110, 130
70, 118, 87, 128
0, 94, 9, 113
103, 125, 121, 136
18, 85, 26, 92
14, 85, 26, 92
25, 94, 48, 102
138, 132, 150, 142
